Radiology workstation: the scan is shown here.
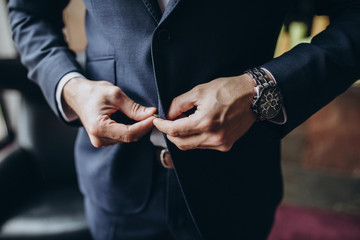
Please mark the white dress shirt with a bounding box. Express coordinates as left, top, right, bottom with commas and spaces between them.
157, 0, 169, 13
56, 0, 285, 148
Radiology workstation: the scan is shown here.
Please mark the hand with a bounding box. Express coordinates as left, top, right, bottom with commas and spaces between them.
63, 77, 157, 147
153, 74, 256, 152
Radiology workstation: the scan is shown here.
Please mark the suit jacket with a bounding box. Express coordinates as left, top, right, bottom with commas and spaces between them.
9, 0, 360, 238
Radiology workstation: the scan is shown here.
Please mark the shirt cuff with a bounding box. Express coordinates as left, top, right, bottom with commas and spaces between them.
261, 67, 287, 125
56, 72, 85, 122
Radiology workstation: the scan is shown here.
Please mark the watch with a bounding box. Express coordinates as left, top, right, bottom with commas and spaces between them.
245, 68, 283, 121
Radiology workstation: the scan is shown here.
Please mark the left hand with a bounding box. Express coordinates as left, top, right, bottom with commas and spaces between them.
153, 74, 257, 152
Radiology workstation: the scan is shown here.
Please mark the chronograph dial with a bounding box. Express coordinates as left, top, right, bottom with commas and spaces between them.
255, 86, 283, 120
245, 68, 283, 121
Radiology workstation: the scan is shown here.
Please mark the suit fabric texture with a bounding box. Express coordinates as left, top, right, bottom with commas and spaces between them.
8, 0, 360, 239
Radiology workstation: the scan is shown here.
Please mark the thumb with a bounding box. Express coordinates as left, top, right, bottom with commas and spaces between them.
167, 89, 198, 120
116, 91, 157, 121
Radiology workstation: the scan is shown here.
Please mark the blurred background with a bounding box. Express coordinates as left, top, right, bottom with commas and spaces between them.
0, 0, 359, 239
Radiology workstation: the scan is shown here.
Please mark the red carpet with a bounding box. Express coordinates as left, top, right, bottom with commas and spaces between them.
268, 204, 360, 240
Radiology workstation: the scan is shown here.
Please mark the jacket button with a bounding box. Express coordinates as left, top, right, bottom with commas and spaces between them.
157, 29, 172, 44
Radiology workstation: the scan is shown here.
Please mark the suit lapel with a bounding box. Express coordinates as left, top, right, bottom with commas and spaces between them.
160, 0, 181, 24
141, 0, 162, 23
142, 0, 181, 25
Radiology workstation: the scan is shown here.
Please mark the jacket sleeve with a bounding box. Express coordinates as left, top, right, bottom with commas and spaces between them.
261, 0, 360, 138
8, 0, 83, 118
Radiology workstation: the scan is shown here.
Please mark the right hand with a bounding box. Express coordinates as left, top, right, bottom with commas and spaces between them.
63, 77, 157, 147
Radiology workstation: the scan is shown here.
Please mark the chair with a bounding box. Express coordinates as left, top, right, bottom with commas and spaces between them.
0, 59, 91, 240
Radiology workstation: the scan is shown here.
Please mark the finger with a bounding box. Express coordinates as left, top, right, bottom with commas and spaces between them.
174, 113, 187, 120
113, 90, 157, 121
96, 115, 155, 143
167, 88, 199, 120
110, 116, 155, 142
88, 135, 119, 148
167, 134, 230, 151
166, 133, 214, 151
153, 117, 201, 137
124, 116, 156, 140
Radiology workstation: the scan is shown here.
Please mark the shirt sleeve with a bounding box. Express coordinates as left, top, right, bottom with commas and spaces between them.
55, 72, 85, 122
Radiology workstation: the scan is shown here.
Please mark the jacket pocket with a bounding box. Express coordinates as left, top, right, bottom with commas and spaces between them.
86, 57, 116, 85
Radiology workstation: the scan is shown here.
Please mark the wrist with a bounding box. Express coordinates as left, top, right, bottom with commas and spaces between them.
62, 77, 90, 114
242, 75, 258, 123
240, 73, 257, 105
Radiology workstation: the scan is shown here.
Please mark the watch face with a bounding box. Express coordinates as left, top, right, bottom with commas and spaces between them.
257, 87, 283, 119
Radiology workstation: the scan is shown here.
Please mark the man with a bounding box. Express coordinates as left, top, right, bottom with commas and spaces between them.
8, 0, 360, 239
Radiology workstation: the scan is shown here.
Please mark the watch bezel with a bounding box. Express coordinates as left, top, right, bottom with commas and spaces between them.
253, 85, 283, 120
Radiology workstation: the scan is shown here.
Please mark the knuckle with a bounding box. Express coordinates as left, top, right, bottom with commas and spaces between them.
168, 129, 179, 137
169, 137, 186, 150
200, 118, 219, 132
121, 131, 138, 143
193, 85, 203, 96
219, 131, 226, 141
90, 138, 103, 148
130, 135, 139, 142
199, 120, 210, 131
177, 144, 188, 151
121, 134, 132, 143
219, 144, 232, 152
110, 87, 122, 99
96, 80, 110, 86
88, 125, 100, 137
90, 116, 108, 137
96, 81, 114, 89
131, 102, 141, 114
172, 97, 179, 107
212, 135, 224, 146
